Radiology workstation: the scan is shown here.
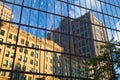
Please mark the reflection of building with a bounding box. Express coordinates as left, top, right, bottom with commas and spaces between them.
53, 55, 89, 79
47, 12, 108, 79
47, 18, 89, 79
72, 12, 108, 56
0, 22, 63, 80
0, 3, 90, 80
0, 2, 14, 21
47, 12, 108, 57
47, 18, 74, 53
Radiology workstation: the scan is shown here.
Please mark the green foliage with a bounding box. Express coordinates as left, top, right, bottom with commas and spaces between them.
87, 39, 120, 80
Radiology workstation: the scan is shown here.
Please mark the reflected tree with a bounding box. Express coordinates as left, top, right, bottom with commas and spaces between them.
86, 39, 120, 80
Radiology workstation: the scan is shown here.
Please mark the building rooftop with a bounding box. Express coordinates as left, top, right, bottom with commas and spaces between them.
0, 1, 11, 11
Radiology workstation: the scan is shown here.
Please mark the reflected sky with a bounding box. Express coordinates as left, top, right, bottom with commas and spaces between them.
3, 0, 120, 41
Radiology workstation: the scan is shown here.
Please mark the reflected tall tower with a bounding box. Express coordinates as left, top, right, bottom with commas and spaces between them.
72, 12, 108, 56
47, 12, 108, 57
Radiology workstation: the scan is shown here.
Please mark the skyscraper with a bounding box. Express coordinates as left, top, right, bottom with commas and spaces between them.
72, 12, 108, 57
47, 11, 108, 57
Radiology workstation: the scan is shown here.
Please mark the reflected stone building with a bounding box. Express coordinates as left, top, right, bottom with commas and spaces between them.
0, 2, 14, 21
72, 12, 108, 56
47, 12, 108, 79
47, 11, 108, 57
0, 3, 89, 80
0, 3, 63, 80
0, 22, 63, 80
47, 18, 74, 54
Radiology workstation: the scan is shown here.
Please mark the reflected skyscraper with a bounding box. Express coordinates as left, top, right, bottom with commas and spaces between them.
47, 11, 108, 57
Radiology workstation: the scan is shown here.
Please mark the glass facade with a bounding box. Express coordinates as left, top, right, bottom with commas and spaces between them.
0, 0, 120, 80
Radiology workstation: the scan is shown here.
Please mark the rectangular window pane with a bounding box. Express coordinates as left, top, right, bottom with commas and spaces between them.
0, 0, 120, 80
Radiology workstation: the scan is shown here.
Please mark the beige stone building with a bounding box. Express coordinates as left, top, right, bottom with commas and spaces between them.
47, 11, 108, 79
72, 12, 108, 57
0, 2, 63, 80
0, 2, 14, 21
47, 11, 108, 57
0, 22, 63, 80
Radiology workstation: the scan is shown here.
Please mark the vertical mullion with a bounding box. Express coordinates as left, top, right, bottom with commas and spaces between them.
67, 0, 72, 80
10, 0, 24, 80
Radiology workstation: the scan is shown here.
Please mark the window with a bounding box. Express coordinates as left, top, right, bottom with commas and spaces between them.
82, 40, 85, 46
51, 53, 53, 57
3, 60, 8, 67
9, 62, 13, 68
76, 29, 79, 34
35, 53, 38, 58
50, 59, 53, 64
46, 57, 48, 62
8, 73, 11, 77
31, 43, 34, 48
11, 53, 14, 58
45, 64, 47, 69
0, 38, 3, 43
34, 69, 37, 73
82, 47, 86, 53
1, 71, 6, 76
8, 33, 12, 39
18, 55, 22, 61
58, 63, 60, 67
28, 77, 32, 80
23, 57, 27, 62
35, 61, 38, 66
19, 47, 23, 52
31, 51, 34, 57
12, 46, 15, 50
21, 75, 26, 80
36, 45, 39, 48
29, 67, 33, 72
25, 41, 29, 46
58, 69, 61, 74
86, 46, 90, 52
53, 67, 56, 73
21, 39, 24, 44
24, 49, 28, 54
45, 51, 48, 55
14, 73, 19, 79
65, 72, 67, 76
7, 41, 11, 48
57, 55, 60, 60
50, 66, 53, 72
30, 59, 33, 64
65, 65, 67, 70
0, 30, 5, 36
15, 63, 21, 70
5, 51, 10, 57
22, 65, 26, 71
79, 42, 81, 47
14, 35, 17, 41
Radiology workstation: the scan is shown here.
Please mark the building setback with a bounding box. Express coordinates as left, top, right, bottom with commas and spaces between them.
47, 11, 108, 57
47, 12, 108, 79
72, 12, 108, 57
0, 22, 63, 80
0, 3, 89, 80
